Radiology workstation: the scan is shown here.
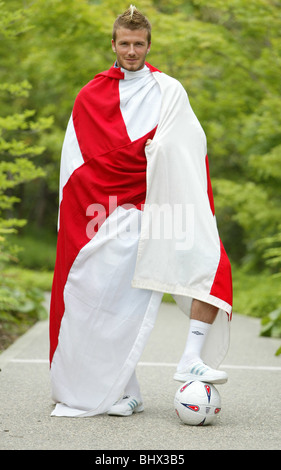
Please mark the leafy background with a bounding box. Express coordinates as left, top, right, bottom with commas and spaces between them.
0, 0, 280, 353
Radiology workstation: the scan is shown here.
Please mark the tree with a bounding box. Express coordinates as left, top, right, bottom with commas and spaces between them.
0, 2, 52, 335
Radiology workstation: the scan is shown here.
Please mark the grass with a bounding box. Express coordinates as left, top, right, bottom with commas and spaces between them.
10, 228, 57, 272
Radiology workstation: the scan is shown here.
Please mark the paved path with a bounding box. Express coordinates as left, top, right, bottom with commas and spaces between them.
0, 296, 280, 451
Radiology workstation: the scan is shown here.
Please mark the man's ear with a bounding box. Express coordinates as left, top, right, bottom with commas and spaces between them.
111, 39, 116, 53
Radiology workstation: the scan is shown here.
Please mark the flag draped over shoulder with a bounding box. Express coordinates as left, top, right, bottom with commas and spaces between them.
132, 72, 233, 314
49, 63, 232, 417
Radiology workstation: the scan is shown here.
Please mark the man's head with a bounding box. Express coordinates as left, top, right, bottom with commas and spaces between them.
112, 5, 151, 44
112, 5, 152, 71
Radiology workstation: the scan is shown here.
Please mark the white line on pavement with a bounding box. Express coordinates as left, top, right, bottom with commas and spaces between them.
9, 358, 281, 371
139, 362, 281, 371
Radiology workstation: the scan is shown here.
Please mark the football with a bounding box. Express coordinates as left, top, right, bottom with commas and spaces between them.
174, 380, 221, 426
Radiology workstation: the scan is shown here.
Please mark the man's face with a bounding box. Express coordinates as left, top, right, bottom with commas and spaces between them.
112, 27, 151, 72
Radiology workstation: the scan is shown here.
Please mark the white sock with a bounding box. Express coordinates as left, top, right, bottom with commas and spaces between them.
124, 370, 142, 401
177, 319, 211, 372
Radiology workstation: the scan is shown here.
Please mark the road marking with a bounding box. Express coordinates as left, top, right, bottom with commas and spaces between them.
9, 358, 281, 371
10, 359, 48, 364
138, 362, 281, 371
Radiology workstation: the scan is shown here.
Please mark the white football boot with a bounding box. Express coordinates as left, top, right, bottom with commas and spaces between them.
174, 361, 228, 384
107, 395, 144, 416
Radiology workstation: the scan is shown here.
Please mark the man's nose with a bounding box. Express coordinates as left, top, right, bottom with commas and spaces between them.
128, 44, 136, 55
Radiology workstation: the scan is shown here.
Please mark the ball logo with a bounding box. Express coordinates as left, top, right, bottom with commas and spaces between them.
204, 384, 211, 403
180, 381, 193, 393
181, 403, 200, 412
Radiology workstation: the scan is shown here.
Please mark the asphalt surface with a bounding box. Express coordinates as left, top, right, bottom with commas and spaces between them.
0, 294, 280, 451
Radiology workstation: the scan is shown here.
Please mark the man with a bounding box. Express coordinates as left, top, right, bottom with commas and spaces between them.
49, 5, 232, 418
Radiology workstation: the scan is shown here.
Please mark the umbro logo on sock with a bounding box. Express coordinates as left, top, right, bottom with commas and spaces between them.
192, 330, 204, 335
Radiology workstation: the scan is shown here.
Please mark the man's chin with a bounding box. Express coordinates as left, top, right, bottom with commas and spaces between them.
121, 60, 145, 72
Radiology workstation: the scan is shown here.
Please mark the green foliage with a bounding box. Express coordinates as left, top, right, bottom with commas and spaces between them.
9, 229, 57, 271
0, 282, 46, 322
0, 77, 51, 260
0, 272, 47, 351
231, 265, 281, 318
232, 265, 281, 355
260, 307, 281, 356
260, 307, 281, 340
0, 3, 52, 342
3, 267, 53, 292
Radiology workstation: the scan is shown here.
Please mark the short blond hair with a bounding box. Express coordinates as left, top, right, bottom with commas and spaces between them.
112, 5, 151, 43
